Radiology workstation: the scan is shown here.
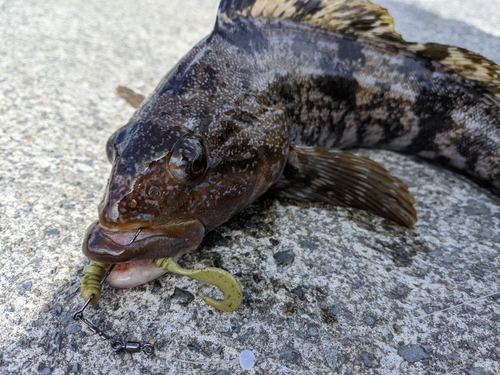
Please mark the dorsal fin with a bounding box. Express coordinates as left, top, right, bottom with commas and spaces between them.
407, 43, 500, 101
217, 0, 403, 41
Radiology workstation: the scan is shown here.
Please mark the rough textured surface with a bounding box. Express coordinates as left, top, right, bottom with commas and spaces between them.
1, 0, 499, 374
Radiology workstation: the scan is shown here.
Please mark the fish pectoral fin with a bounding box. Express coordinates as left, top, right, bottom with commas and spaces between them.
271, 146, 417, 228
217, 0, 403, 42
116, 86, 145, 108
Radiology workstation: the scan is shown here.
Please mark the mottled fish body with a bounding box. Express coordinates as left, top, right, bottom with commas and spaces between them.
82, 0, 500, 287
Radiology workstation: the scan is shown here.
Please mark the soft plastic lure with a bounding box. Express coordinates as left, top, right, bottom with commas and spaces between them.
79, 258, 242, 311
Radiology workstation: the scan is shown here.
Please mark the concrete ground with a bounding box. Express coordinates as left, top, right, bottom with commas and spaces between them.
1, 0, 499, 374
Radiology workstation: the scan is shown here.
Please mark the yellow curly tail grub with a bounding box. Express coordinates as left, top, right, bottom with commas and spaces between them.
80, 261, 108, 305
151, 257, 243, 312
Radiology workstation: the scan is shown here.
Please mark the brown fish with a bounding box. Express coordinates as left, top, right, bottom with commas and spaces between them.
83, 0, 500, 288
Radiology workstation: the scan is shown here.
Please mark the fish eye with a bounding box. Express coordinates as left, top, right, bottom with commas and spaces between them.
168, 135, 207, 184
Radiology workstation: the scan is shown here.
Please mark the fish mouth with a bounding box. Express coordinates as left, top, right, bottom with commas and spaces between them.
82, 219, 205, 264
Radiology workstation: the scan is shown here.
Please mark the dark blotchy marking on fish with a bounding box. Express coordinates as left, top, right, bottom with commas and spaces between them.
85, 0, 500, 288
411, 86, 456, 152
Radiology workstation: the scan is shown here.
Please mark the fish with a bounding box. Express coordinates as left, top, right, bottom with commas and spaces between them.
82, 0, 500, 288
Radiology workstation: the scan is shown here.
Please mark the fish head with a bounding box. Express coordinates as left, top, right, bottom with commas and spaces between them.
101, 125, 210, 229
82, 33, 290, 286
82, 91, 289, 269
82, 116, 210, 266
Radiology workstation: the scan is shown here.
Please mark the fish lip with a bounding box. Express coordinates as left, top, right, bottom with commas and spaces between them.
82, 219, 205, 264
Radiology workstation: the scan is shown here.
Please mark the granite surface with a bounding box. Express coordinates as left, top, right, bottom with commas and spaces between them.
1, 0, 499, 374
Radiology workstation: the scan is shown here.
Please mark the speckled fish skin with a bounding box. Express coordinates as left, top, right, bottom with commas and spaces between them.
83, 0, 500, 268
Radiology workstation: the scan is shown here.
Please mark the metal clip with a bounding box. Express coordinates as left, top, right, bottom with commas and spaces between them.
73, 263, 154, 356
111, 340, 155, 355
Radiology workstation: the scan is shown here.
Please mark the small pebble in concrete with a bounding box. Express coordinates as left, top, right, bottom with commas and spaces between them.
279, 345, 301, 364
65, 324, 82, 335
171, 287, 194, 306
358, 352, 373, 367
428, 250, 442, 258
323, 344, 338, 370
464, 199, 491, 216
290, 286, 304, 299
464, 367, 494, 375
239, 349, 256, 370
273, 250, 295, 267
307, 323, 319, 337
300, 239, 317, 250
17, 280, 32, 292
364, 314, 377, 327
397, 344, 429, 362
492, 347, 500, 360
443, 254, 453, 263
269, 238, 279, 246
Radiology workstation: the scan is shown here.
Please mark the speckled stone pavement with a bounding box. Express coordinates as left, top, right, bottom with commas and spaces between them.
1, 1, 499, 374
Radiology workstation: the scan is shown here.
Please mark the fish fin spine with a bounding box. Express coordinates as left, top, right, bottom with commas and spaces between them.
407, 43, 500, 101
217, 0, 403, 42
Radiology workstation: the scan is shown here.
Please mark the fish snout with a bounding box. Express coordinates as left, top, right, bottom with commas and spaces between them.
81, 219, 205, 264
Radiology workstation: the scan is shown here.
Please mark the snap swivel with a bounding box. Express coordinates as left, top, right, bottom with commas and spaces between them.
74, 263, 155, 356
